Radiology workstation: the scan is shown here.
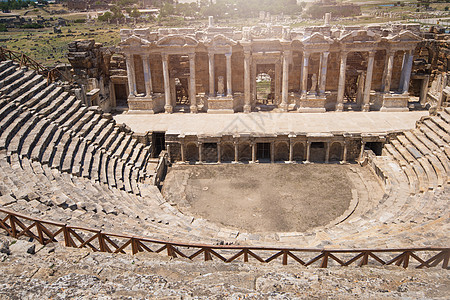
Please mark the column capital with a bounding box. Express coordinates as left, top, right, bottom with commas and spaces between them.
322, 51, 330, 58
387, 49, 396, 56
225, 52, 232, 57
161, 53, 169, 60
141, 54, 149, 59
368, 50, 376, 58
208, 52, 215, 58
244, 51, 251, 59
188, 52, 196, 59
341, 50, 349, 58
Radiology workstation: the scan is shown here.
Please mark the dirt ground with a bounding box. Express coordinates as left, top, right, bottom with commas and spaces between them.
163, 164, 358, 233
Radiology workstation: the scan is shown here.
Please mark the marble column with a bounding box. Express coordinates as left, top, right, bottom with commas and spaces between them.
180, 143, 185, 162
402, 50, 414, 94
142, 55, 152, 97
244, 51, 251, 113
399, 51, 408, 92
419, 75, 430, 105
289, 140, 294, 162
305, 141, 311, 163
280, 50, 290, 111
188, 53, 197, 113
162, 53, 172, 113
359, 141, 366, 161
166, 144, 171, 163
383, 50, 395, 93
271, 142, 275, 163
301, 52, 310, 96
126, 54, 136, 97
362, 51, 375, 112
208, 52, 215, 97
319, 52, 329, 96
234, 142, 239, 163
342, 142, 347, 163
325, 142, 330, 163
251, 143, 256, 163
275, 63, 281, 104
198, 143, 203, 163
225, 53, 232, 96
336, 51, 348, 111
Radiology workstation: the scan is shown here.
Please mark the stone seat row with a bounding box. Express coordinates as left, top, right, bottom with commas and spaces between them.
240, 112, 450, 247
0, 150, 220, 245
0, 61, 154, 197
331, 110, 450, 246
382, 110, 450, 196
0, 60, 225, 243
0, 59, 448, 250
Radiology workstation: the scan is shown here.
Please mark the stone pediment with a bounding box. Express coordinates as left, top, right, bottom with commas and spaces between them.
204, 34, 237, 47
390, 30, 422, 42
302, 32, 332, 44
339, 30, 381, 43
156, 35, 198, 47
120, 35, 149, 46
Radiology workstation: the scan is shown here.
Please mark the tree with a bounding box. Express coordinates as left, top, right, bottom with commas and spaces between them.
160, 3, 174, 17
130, 7, 141, 19
98, 11, 113, 22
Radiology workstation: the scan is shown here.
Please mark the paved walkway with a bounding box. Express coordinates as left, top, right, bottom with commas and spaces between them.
113, 111, 429, 135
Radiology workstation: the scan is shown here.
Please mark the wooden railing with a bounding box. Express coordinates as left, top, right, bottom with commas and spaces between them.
0, 46, 69, 83
0, 208, 448, 269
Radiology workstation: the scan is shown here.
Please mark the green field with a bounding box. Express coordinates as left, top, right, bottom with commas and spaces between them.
0, 1, 448, 67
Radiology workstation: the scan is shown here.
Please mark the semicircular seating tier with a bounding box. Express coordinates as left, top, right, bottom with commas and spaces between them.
0, 59, 448, 250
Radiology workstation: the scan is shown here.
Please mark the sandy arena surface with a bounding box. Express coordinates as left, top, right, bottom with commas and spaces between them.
162, 164, 371, 232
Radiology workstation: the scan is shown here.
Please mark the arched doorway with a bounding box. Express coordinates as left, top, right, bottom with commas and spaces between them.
275, 142, 289, 162
221, 143, 234, 162
329, 142, 342, 162
345, 51, 368, 109
293, 142, 305, 162
185, 143, 198, 162
310, 142, 326, 162
255, 64, 276, 110
239, 143, 251, 162
175, 77, 189, 105
202, 143, 218, 162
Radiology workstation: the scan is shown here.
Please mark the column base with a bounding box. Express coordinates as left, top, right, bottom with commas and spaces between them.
190, 105, 198, 113
278, 102, 288, 112
362, 103, 370, 112
335, 103, 344, 112
243, 104, 251, 113
127, 94, 164, 113
164, 105, 173, 113
380, 93, 409, 112
297, 95, 326, 113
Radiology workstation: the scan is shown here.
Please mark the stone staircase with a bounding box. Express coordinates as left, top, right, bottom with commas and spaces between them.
0, 60, 448, 252
0, 61, 219, 243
